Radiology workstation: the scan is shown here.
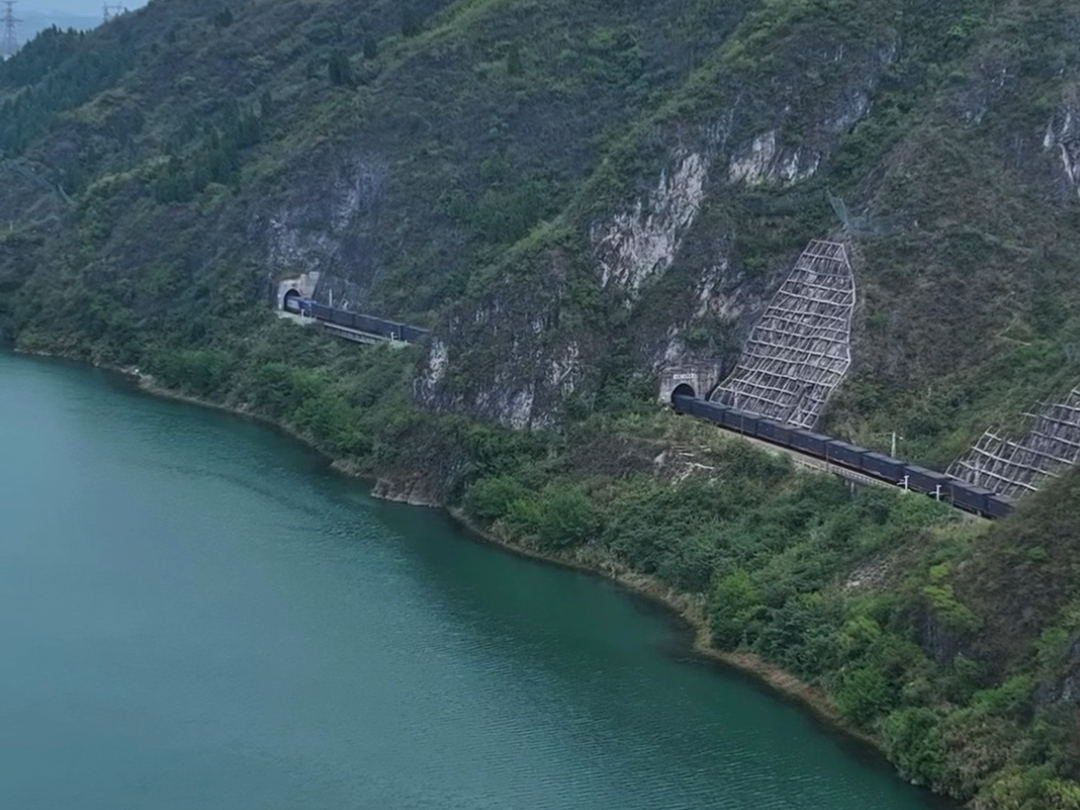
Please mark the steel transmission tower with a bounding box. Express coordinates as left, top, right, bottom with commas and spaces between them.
1, 1, 19, 60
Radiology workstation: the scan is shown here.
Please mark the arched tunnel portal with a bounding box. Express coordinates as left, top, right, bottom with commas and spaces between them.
671, 383, 696, 405
282, 288, 302, 312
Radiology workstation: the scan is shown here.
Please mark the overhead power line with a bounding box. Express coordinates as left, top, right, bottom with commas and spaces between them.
1, 0, 20, 60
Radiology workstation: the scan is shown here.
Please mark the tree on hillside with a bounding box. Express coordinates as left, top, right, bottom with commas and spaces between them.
328, 50, 353, 87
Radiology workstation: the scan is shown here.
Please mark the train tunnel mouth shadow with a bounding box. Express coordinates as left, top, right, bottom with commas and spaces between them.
671, 383, 696, 406
282, 289, 302, 311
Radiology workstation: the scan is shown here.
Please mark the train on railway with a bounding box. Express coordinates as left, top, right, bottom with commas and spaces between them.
672, 392, 1013, 519
283, 293, 429, 344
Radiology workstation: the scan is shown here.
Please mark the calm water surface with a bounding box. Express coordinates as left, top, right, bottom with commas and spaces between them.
0, 353, 948, 810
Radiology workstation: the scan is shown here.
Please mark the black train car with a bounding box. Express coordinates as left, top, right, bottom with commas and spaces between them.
730, 409, 762, 435
690, 398, 717, 421
716, 406, 749, 433
703, 400, 732, 424
716, 406, 739, 430
790, 429, 830, 457
903, 465, 951, 498
400, 324, 430, 342
826, 440, 865, 469
949, 481, 994, 516
860, 451, 905, 483
687, 397, 714, 420
310, 301, 333, 320
364, 315, 388, 335
984, 495, 1013, 519
755, 419, 793, 446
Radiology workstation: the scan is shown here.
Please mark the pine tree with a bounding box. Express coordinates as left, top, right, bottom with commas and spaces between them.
328, 50, 353, 87
506, 43, 523, 77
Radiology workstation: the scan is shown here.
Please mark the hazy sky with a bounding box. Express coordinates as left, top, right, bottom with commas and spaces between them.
16, 0, 149, 18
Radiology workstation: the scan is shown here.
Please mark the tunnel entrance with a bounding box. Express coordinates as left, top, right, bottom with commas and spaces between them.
671, 383, 696, 405
282, 288, 302, 312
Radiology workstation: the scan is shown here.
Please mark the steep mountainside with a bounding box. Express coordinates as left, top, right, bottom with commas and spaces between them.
3, 0, 1080, 806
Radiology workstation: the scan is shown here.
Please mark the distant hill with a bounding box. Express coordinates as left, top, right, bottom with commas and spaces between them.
22, 11, 99, 35
3, 11, 99, 57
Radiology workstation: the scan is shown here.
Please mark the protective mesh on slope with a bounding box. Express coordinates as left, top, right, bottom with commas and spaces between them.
711, 240, 854, 429
947, 388, 1080, 501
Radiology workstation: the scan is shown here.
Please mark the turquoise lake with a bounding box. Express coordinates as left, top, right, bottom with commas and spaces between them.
0, 353, 951, 809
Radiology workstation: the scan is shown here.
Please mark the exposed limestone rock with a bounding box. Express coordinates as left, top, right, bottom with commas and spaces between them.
259, 152, 387, 308
415, 337, 450, 402
1035, 635, 1080, 706
415, 28, 894, 430
548, 342, 581, 397
1044, 106, 1080, 193
727, 131, 820, 186
593, 148, 709, 298
693, 258, 756, 321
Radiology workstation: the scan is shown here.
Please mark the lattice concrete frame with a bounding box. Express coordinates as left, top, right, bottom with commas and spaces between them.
711, 240, 855, 429
948, 387, 1080, 500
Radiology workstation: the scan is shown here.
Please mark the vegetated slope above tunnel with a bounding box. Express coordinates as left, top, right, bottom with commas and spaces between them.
6, 0, 1080, 448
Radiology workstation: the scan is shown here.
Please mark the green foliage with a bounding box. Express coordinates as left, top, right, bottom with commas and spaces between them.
363, 35, 378, 60
835, 664, 897, 728
923, 564, 981, 635
883, 707, 948, 786
463, 475, 530, 523
146, 348, 234, 398
401, 6, 422, 38
213, 7, 234, 29
710, 569, 761, 648
506, 43, 523, 77
0, 25, 136, 155
537, 484, 599, 549
153, 100, 261, 203
328, 50, 354, 87
979, 766, 1080, 810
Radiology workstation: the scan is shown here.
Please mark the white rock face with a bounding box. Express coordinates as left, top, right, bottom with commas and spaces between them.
593, 149, 709, 298
728, 130, 819, 186
475, 375, 535, 430
1045, 107, 1080, 192
503, 387, 535, 430
547, 342, 581, 396
424, 338, 449, 386
264, 152, 387, 288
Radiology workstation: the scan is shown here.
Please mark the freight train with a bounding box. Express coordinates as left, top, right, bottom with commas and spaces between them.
672, 393, 1013, 519
283, 293, 430, 344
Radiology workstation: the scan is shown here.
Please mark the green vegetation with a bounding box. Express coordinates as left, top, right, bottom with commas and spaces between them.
2, 0, 1080, 805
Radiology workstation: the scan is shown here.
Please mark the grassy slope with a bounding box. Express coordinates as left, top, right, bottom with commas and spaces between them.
2, 0, 1080, 806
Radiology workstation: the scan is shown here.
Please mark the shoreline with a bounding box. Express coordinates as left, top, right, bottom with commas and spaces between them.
444, 508, 879, 747
8, 346, 889, 776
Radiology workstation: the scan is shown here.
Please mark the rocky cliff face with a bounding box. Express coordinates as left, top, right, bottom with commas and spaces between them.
1037, 634, 1080, 706
257, 151, 389, 311
413, 17, 895, 427
1045, 102, 1080, 198
5, 0, 1080, 461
